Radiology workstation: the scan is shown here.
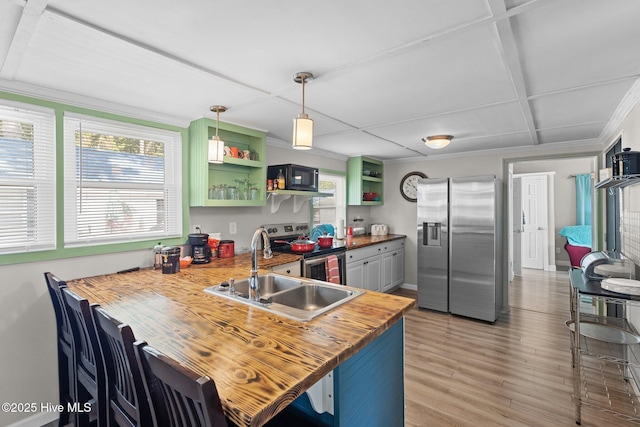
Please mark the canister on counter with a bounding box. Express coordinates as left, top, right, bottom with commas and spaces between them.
161, 246, 181, 274
218, 240, 235, 258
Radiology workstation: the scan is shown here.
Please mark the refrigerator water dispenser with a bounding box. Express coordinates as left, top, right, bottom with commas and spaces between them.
425, 222, 441, 246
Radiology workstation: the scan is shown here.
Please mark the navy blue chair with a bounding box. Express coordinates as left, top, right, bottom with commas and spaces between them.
62, 288, 107, 426
44, 272, 75, 426
92, 306, 153, 426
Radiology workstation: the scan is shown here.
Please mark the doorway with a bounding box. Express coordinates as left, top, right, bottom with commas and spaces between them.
520, 174, 548, 270
507, 155, 598, 282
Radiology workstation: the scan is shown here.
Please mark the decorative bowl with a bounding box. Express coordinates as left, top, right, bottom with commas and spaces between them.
179, 256, 193, 268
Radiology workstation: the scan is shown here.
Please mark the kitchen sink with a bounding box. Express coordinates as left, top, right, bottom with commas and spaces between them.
270, 284, 354, 312
219, 274, 303, 297
204, 273, 363, 322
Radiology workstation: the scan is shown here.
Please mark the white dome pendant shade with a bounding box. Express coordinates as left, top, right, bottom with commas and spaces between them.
292, 72, 314, 150
208, 105, 227, 163
422, 135, 453, 149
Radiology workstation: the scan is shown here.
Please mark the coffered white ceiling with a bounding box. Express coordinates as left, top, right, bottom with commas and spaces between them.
1, 0, 639, 160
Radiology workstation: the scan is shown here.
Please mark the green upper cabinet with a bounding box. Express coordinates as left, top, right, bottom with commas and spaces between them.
189, 118, 267, 207
347, 156, 384, 205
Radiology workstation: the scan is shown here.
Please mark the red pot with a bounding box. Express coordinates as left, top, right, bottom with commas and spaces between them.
274, 239, 316, 253
317, 235, 333, 248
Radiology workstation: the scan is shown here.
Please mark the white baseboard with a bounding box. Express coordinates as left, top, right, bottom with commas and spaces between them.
6, 411, 57, 427
400, 283, 417, 291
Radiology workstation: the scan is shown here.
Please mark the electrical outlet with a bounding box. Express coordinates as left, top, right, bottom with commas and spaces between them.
229, 222, 237, 235
193, 224, 201, 233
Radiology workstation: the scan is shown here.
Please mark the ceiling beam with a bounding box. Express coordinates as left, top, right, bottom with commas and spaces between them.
0, 0, 49, 79
487, 0, 539, 145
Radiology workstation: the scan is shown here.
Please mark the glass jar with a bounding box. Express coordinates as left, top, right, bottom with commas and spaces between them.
227, 186, 237, 200
216, 184, 227, 200
250, 187, 259, 200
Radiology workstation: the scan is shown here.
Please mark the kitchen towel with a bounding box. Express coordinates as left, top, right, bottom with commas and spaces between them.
325, 255, 341, 284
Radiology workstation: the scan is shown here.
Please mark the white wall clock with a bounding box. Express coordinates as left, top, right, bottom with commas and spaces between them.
400, 171, 427, 202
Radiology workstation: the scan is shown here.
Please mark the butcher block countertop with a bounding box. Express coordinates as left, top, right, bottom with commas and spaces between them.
340, 233, 406, 250
66, 257, 415, 426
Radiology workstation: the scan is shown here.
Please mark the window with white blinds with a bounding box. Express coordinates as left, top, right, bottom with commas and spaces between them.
0, 103, 56, 255
313, 172, 346, 230
63, 115, 182, 247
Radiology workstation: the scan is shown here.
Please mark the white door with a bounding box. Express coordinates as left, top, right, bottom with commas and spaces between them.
521, 175, 547, 270
512, 177, 523, 277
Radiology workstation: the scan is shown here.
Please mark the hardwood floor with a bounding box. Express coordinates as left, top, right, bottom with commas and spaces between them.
396, 269, 640, 426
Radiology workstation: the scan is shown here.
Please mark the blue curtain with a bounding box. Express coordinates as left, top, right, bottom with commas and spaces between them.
575, 174, 592, 225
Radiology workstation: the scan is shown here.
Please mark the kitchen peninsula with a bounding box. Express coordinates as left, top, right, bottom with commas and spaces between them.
66, 259, 415, 426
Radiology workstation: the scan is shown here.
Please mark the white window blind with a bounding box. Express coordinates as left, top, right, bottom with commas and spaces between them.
63, 115, 182, 247
0, 102, 56, 254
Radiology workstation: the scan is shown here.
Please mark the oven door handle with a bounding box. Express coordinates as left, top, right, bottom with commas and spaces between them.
304, 257, 331, 267
303, 252, 345, 267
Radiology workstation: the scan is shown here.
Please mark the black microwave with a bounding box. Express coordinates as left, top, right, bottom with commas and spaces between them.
267, 164, 318, 191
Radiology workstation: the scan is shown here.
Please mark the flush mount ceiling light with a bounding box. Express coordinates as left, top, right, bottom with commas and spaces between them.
208, 105, 227, 163
292, 71, 314, 150
422, 135, 453, 149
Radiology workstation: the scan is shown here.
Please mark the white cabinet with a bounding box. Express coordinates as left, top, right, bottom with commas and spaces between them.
346, 254, 381, 291
381, 251, 393, 291
346, 261, 365, 289
270, 261, 301, 277
381, 240, 405, 292
346, 239, 404, 292
393, 249, 404, 286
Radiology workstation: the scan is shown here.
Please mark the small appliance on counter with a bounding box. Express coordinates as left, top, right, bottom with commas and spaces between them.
188, 232, 212, 264
371, 224, 388, 236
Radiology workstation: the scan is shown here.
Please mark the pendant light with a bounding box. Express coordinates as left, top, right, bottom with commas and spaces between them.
422, 135, 453, 149
208, 105, 227, 163
292, 72, 314, 150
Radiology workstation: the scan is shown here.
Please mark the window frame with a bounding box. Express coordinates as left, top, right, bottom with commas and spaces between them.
312, 169, 347, 232
63, 114, 183, 247
0, 91, 188, 266
0, 100, 56, 255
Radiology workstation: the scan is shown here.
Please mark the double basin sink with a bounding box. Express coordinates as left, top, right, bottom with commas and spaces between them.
204, 273, 364, 322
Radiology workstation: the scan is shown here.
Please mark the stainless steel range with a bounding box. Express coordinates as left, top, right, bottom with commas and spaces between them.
263, 222, 347, 285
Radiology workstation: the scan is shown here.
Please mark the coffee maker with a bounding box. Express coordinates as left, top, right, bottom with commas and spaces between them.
188, 232, 212, 264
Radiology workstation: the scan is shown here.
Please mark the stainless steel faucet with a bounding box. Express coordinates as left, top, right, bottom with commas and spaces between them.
249, 227, 272, 300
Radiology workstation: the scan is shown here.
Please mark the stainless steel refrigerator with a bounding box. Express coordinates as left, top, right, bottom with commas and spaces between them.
417, 175, 503, 322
